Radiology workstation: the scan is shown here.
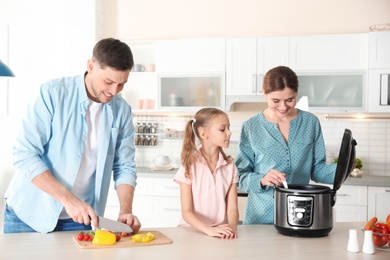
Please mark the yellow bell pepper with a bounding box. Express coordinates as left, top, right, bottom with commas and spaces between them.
92, 229, 117, 246
131, 232, 155, 243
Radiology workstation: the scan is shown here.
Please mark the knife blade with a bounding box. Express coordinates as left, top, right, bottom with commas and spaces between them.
97, 216, 133, 233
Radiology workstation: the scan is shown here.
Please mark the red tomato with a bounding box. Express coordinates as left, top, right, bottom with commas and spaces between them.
373, 234, 388, 247
84, 234, 90, 241
77, 233, 85, 241
375, 222, 389, 231
371, 222, 389, 247
115, 234, 121, 242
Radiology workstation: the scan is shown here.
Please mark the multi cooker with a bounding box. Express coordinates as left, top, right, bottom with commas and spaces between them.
274, 129, 357, 237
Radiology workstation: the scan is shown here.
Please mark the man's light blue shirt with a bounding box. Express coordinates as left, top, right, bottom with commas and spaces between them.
5, 74, 137, 233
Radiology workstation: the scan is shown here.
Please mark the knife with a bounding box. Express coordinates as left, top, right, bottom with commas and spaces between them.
97, 216, 133, 233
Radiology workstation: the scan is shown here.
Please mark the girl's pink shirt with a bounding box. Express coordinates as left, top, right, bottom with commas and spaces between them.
174, 152, 239, 227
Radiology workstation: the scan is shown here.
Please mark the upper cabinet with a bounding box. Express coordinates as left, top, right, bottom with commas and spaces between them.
368, 31, 390, 112
158, 72, 225, 111
123, 41, 158, 111
297, 72, 367, 113
225, 37, 289, 109
225, 38, 258, 96
123, 33, 384, 113
369, 31, 390, 69
290, 34, 369, 112
156, 38, 226, 73
289, 33, 369, 71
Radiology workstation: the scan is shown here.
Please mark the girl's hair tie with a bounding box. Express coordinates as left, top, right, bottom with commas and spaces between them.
192, 118, 196, 123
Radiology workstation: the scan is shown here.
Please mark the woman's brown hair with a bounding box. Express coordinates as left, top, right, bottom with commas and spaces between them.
262, 66, 299, 94
181, 107, 233, 178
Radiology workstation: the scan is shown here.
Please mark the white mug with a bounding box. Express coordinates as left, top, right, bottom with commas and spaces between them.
146, 64, 155, 72
133, 64, 145, 72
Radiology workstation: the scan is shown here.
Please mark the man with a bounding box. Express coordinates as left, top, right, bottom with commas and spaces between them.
4, 38, 141, 233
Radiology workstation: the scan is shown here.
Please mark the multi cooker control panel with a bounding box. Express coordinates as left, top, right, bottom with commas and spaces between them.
287, 196, 313, 227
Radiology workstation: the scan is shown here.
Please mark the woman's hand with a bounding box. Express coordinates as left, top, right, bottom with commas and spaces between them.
260, 169, 286, 187
206, 224, 237, 239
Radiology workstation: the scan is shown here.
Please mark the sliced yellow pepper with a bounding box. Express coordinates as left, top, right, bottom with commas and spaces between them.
131, 232, 155, 243
92, 229, 117, 246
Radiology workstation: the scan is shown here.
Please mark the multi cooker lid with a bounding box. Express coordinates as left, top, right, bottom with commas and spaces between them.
333, 129, 357, 191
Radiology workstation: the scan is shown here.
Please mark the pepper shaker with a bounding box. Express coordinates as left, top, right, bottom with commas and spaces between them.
362, 230, 375, 254
347, 229, 359, 253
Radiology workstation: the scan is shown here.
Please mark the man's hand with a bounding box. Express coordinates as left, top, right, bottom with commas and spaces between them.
63, 195, 98, 227
117, 213, 141, 233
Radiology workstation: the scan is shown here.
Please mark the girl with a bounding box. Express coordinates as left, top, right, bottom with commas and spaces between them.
174, 108, 239, 239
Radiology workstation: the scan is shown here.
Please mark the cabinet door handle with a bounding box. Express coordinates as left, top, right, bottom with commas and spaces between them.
163, 208, 181, 212
385, 190, 390, 192
380, 74, 389, 105
164, 186, 179, 190
336, 194, 349, 197
257, 74, 263, 94
252, 74, 257, 93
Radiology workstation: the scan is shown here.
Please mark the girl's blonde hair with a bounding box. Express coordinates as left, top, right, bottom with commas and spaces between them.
181, 107, 233, 178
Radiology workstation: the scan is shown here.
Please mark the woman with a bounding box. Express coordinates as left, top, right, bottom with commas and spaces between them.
235, 66, 336, 224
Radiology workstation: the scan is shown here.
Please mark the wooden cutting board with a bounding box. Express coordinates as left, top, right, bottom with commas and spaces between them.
73, 230, 172, 249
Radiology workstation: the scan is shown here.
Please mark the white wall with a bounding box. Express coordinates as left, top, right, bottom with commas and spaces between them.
0, 0, 99, 178
1, 0, 390, 177
102, 0, 390, 40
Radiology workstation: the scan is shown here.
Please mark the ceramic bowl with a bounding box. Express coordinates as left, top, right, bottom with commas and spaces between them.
153, 155, 172, 167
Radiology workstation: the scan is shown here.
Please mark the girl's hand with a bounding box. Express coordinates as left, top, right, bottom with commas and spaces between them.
206, 224, 238, 239
260, 169, 286, 187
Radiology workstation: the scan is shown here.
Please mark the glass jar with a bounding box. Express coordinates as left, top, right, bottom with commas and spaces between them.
151, 136, 157, 146
165, 128, 172, 138
134, 135, 140, 146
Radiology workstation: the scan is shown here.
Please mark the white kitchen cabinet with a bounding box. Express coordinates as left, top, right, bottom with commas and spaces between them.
133, 176, 181, 228
156, 38, 226, 73
297, 72, 367, 112
367, 32, 390, 112
225, 38, 258, 96
225, 37, 289, 109
367, 186, 390, 222
121, 72, 158, 110
289, 33, 369, 71
158, 73, 225, 111
313, 183, 368, 222
258, 37, 290, 73
332, 185, 368, 222
291, 34, 368, 113
127, 41, 157, 69
369, 31, 390, 69
367, 69, 390, 112
238, 196, 247, 222
121, 41, 158, 110
105, 174, 181, 228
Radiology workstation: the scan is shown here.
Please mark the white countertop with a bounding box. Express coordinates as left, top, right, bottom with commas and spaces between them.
136, 167, 390, 187
1, 222, 389, 259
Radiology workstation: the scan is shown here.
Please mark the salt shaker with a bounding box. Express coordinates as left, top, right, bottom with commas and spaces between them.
362, 230, 375, 254
347, 229, 359, 253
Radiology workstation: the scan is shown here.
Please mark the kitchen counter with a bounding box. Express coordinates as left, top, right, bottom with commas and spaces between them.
341, 175, 390, 187
136, 167, 390, 186
135, 167, 390, 198
1, 222, 389, 259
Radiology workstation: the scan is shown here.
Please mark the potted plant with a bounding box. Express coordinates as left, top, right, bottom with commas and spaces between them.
334, 158, 363, 177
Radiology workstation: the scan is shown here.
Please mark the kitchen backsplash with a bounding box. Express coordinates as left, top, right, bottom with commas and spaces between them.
1, 114, 389, 177
134, 113, 390, 177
